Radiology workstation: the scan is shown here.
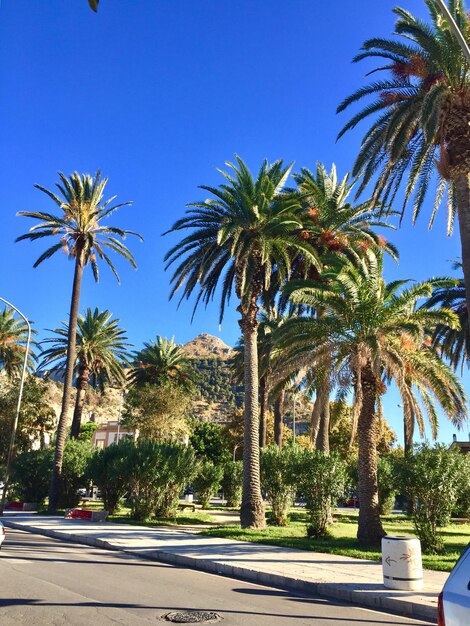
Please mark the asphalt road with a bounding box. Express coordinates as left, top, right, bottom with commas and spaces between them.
0, 528, 434, 626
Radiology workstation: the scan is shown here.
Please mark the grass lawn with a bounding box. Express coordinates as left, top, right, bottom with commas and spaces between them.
109, 507, 215, 527
200, 510, 470, 572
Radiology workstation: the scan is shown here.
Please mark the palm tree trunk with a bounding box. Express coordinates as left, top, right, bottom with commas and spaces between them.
454, 173, 470, 333
310, 402, 320, 445
239, 308, 265, 529
313, 375, 331, 453
357, 362, 385, 546
70, 362, 90, 439
274, 388, 285, 448
48, 251, 84, 512
404, 415, 414, 457
259, 375, 268, 448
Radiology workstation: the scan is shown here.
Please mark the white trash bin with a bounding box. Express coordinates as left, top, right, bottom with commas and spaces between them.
185, 493, 193, 503
382, 536, 423, 591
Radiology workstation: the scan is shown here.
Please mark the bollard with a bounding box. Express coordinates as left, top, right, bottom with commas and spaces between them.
382, 536, 423, 591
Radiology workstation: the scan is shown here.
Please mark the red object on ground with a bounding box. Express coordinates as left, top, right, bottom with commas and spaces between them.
65, 508, 93, 520
4, 502, 24, 510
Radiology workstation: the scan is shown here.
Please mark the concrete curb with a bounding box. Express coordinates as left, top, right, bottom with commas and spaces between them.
3, 520, 437, 623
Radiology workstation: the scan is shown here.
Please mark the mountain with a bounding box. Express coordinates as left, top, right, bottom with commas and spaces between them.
181, 334, 242, 421
181, 333, 233, 360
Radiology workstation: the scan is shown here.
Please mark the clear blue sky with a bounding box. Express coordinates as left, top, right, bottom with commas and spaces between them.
0, 0, 468, 446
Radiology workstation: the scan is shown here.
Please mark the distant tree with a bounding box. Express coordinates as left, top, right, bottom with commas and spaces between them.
0, 376, 56, 463
17, 170, 141, 511
329, 401, 396, 460
189, 421, 230, 465
78, 421, 100, 442
40, 308, 131, 438
123, 381, 192, 442
131, 336, 193, 391
0, 306, 36, 379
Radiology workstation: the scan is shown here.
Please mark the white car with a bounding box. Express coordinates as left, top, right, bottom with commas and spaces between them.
0, 521, 5, 549
438, 543, 470, 625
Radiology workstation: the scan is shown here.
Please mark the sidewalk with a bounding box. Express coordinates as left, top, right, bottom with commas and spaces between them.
3, 512, 444, 623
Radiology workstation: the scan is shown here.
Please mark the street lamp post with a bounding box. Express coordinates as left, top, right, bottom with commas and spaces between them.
432, 0, 470, 64
292, 389, 297, 444
0, 297, 31, 516
233, 443, 242, 461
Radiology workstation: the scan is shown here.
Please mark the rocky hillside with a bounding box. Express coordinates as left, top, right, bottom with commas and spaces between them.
34, 334, 242, 427
181, 334, 242, 422
181, 333, 233, 360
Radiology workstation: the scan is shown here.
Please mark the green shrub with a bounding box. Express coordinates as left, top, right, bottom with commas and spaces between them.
127, 440, 199, 520
78, 422, 100, 442
221, 460, 243, 507
294, 449, 347, 538
377, 454, 399, 515
260, 445, 300, 526
193, 460, 223, 508
11, 448, 52, 503
88, 439, 132, 514
452, 453, 470, 519
59, 439, 94, 508
399, 444, 466, 553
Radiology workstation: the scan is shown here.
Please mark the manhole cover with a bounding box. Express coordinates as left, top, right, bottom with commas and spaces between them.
163, 611, 221, 623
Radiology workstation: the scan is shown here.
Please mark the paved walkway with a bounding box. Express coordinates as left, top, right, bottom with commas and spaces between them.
3, 512, 445, 623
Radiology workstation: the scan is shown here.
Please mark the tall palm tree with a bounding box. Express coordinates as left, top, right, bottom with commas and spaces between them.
278, 252, 466, 545
164, 156, 319, 528
39, 308, 131, 438
337, 0, 470, 331
289, 163, 398, 452
0, 307, 36, 379
130, 336, 193, 391
17, 171, 142, 511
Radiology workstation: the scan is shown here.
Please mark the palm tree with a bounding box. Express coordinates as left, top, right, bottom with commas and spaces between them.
424, 265, 469, 371
278, 252, 466, 545
337, 0, 470, 332
0, 307, 36, 380
292, 163, 398, 265
130, 336, 193, 391
164, 156, 319, 528
39, 308, 131, 438
17, 171, 142, 511
289, 163, 398, 452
